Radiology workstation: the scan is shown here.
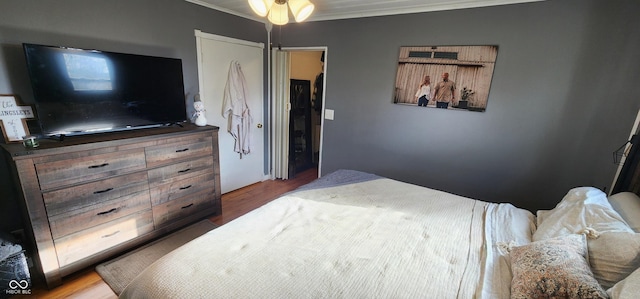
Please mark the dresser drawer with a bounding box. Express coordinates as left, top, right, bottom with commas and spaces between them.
150, 172, 216, 206
147, 156, 214, 188
146, 135, 213, 168
48, 189, 151, 239
54, 210, 154, 268
152, 189, 215, 228
36, 149, 147, 190
43, 172, 150, 216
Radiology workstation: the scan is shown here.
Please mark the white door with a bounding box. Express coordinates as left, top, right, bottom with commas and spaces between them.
195, 30, 265, 194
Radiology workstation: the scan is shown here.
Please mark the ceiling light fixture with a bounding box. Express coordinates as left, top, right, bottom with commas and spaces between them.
248, 0, 315, 25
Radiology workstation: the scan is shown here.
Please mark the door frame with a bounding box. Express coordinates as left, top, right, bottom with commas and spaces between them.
271, 46, 327, 179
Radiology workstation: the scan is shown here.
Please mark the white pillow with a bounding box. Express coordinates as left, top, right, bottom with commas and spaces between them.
608, 192, 640, 232
533, 187, 633, 241
588, 232, 640, 289
536, 209, 550, 227
607, 266, 640, 299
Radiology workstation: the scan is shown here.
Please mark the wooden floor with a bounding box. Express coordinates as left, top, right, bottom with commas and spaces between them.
26, 168, 318, 299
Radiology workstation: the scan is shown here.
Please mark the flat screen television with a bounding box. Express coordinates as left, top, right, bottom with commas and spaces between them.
23, 43, 188, 137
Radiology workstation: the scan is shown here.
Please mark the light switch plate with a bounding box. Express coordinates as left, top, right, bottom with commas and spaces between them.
325, 109, 334, 120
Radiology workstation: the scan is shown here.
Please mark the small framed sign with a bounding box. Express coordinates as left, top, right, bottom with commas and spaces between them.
0, 95, 35, 143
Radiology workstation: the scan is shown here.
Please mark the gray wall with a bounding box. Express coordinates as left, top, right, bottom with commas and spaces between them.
279, 0, 640, 211
1, 0, 639, 235
0, 0, 265, 232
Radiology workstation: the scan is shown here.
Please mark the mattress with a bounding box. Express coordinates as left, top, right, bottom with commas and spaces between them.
120, 170, 535, 299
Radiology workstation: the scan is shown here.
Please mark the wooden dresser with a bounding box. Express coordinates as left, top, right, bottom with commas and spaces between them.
1, 124, 221, 288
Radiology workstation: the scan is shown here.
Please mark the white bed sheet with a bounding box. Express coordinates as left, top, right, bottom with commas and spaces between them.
120, 172, 534, 299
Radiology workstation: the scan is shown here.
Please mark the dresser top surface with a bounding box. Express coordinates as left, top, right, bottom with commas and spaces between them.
1, 124, 219, 159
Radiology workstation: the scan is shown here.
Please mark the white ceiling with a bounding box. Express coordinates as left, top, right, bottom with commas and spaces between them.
186, 0, 544, 23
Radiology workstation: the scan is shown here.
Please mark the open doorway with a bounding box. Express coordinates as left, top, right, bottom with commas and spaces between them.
272, 48, 326, 180
288, 50, 324, 177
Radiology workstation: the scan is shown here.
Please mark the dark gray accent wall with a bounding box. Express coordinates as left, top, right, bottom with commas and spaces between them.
0, 0, 265, 232
278, 0, 640, 211
0, 0, 638, 235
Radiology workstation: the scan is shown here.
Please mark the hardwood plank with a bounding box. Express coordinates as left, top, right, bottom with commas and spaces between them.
26, 167, 318, 298
28, 269, 117, 299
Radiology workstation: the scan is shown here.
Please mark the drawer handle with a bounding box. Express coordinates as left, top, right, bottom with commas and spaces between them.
181, 203, 194, 209
93, 187, 114, 194
178, 168, 191, 173
179, 185, 192, 190
88, 163, 110, 169
97, 208, 118, 216
175, 148, 190, 153
102, 230, 120, 238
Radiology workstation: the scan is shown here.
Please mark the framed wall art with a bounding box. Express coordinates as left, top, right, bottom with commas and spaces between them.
393, 45, 498, 112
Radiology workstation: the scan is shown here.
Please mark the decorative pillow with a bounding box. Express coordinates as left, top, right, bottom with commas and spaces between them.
510, 234, 608, 299
588, 232, 640, 289
608, 192, 640, 232
533, 187, 633, 241
607, 266, 640, 299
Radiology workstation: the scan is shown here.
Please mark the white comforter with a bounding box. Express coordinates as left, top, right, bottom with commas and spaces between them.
120, 172, 535, 299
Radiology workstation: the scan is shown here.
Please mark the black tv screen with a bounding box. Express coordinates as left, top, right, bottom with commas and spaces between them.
23, 43, 187, 137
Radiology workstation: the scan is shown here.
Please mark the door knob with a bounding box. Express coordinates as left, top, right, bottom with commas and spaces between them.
257, 123, 263, 128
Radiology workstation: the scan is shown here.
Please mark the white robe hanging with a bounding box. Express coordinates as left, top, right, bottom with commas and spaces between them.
222, 60, 251, 157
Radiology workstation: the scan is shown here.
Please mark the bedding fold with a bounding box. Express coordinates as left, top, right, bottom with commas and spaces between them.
478, 203, 536, 299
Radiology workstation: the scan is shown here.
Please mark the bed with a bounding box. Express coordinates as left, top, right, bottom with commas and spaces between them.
120, 170, 640, 299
